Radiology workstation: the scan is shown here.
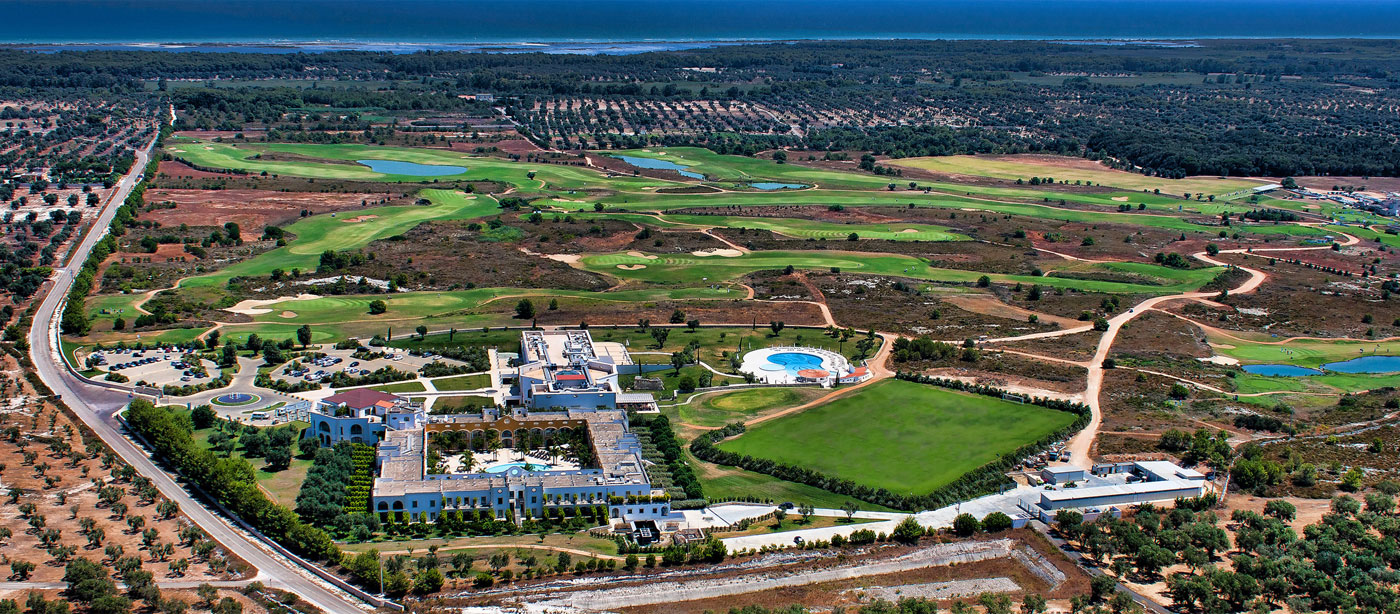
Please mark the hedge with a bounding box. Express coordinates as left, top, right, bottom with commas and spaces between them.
690, 377, 1090, 511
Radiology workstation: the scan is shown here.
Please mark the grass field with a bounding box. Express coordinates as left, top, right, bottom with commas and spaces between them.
684, 448, 897, 512
890, 155, 1266, 197
673, 387, 827, 427
716, 379, 1077, 495
370, 381, 427, 393
582, 249, 1224, 293
432, 373, 491, 391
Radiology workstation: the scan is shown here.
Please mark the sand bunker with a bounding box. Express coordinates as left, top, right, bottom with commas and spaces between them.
279, 311, 298, 319
691, 249, 743, 257
1112, 196, 1130, 202
625, 251, 658, 259
898, 228, 921, 233
544, 253, 581, 264
224, 294, 321, 316
617, 264, 648, 270
343, 215, 379, 223
1198, 355, 1240, 366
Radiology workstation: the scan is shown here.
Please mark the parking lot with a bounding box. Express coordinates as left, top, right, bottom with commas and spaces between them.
85, 347, 220, 387
269, 347, 463, 386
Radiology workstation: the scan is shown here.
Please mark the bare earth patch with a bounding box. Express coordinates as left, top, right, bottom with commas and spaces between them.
626, 251, 659, 259
692, 248, 743, 257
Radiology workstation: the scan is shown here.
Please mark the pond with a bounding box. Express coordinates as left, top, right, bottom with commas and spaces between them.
357, 159, 467, 176
1241, 364, 1323, 377
609, 154, 705, 179
1319, 354, 1400, 373
748, 182, 809, 190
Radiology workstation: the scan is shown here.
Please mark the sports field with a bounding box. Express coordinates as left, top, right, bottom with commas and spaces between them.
890, 155, 1266, 197
716, 379, 1077, 495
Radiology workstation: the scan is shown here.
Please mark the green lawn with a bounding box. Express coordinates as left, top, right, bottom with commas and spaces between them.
717, 379, 1077, 495
674, 387, 826, 427
432, 373, 490, 391
686, 448, 897, 512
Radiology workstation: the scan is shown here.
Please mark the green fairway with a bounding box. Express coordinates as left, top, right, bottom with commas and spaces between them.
716, 379, 1077, 495
1209, 334, 1400, 368
571, 211, 967, 242
180, 188, 499, 289
582, 249, 1223, 293
168, 139, 675, 191
890, 155, 1265, 197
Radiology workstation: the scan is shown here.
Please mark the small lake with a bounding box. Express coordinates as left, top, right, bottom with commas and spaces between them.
1242, 364, 1323, 377
1320, 355, 1400, 373
748, 182, 809, 190
357, 159, 467, 176
609, 154, 705, 179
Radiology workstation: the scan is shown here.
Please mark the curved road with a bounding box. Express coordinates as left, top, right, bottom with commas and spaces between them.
26, 122, 371, 614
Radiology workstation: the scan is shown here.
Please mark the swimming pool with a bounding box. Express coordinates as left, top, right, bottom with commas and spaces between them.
484, 461, 554, 474
766, 351, 826, 375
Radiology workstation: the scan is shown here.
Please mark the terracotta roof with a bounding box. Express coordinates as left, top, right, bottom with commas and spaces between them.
323, 388, 401, 409
797, 369, 830, 378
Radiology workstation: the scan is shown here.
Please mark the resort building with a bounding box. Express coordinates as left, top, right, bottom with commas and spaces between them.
305, 388, 426, 446
505, 329, 658, 411
371, 407, 669, 523
300, 329, 667, 525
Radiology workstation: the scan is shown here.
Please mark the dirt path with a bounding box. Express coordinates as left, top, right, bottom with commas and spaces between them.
1066, 228, 1361, 467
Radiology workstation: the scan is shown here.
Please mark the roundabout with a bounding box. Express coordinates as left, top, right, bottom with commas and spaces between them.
212, 392, 260, 406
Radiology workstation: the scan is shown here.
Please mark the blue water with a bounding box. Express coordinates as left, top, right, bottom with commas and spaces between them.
484, 462, 553, 474
1242, 364, 1323, 377
609, 155, 704, 180
7, 1, 1400, 44
1319, 355, 1400, 374
357, 159, 466, 176
767, 352, 826, 376
749, 182, 809, 191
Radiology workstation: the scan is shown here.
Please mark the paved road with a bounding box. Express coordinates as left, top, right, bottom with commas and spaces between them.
25, 119, 371, 614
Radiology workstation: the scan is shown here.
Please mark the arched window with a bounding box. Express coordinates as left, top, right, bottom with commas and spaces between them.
377, 502, 388, 511
392, 501, 404, 510
350, 424, 363, 435
318, 422, 330, 432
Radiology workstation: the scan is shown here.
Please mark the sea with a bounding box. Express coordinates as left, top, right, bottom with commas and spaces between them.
4, 0, 1400, 54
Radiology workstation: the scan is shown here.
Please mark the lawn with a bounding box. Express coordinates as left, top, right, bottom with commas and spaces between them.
1208, 333, 1400, 368
673, 386, 827, 427
182, 413, 311, 507
686, 448, 896, 512
716, 379, 1077, 495
432, 373, 490, 391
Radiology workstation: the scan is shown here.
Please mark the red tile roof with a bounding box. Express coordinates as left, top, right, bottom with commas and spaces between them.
323, 388, 401, 409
